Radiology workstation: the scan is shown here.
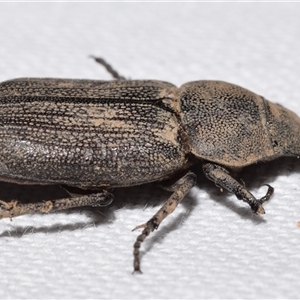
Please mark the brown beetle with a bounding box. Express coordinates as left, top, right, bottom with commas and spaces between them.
0, 58, 299, 273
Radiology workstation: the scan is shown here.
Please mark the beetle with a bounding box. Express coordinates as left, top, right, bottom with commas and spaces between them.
0, 57, 299, 273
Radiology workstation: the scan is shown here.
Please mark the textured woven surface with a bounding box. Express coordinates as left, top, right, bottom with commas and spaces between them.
0, 3, 300, 299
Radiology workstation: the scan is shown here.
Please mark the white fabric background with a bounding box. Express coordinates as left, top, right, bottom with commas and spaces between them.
0, 2, 300, 299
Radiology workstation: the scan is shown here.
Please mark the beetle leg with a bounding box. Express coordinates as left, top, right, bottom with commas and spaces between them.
90, 56, 126, 80
132, 171, 196, 273
203, 163, 274, 214
0, 191, 113, 220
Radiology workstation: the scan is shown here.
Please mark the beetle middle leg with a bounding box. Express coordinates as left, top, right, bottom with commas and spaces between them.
132, 171, 196, 273
203, 162, 274, 214
0, 190, 113, 220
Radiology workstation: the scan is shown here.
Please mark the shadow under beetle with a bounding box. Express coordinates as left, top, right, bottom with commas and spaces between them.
0, 57, 299, 273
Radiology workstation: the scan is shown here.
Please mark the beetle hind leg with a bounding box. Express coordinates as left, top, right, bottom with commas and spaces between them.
203, 162, 274, 214
0, 190, 113, 220
132, 171, 196, 273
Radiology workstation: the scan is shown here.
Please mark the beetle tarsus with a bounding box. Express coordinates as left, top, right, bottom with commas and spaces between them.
132, 171, 196, 273
250, 185, 274, 214
203, 163, 274, 214
259, 184, 274, 204
133, 220, 155, 274
0, 191, 113, 220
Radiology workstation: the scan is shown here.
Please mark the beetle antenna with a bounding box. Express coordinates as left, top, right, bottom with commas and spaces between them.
90, 56, 126, 80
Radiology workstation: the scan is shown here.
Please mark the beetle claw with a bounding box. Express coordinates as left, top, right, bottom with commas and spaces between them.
132, 223, 147, 232
132, 268, 143, 275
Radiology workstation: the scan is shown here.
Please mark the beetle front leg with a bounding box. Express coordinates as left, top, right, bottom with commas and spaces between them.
203, 163, 274, 214
132, 171, 196, 273
0, 191, 113, 220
